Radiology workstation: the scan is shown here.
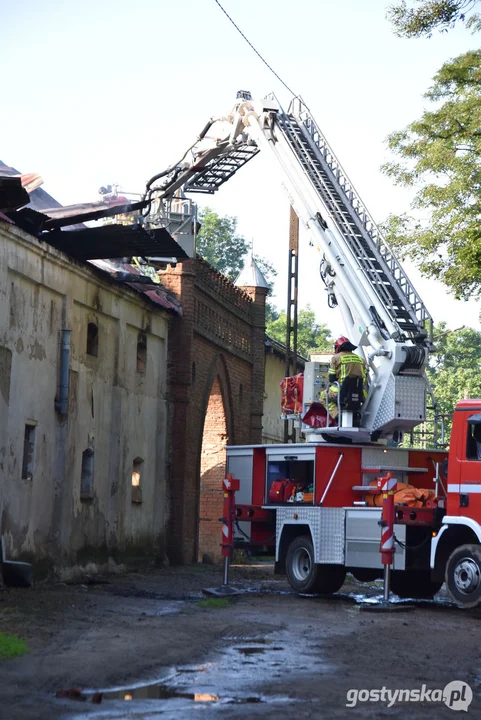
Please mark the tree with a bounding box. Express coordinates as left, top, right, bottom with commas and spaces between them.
196, 208, 248, 280
196, 207, 277, 289
425, 323, 481, 442
381, 50, 481, 299
387, 0, 481, 37
266, 306, 333, 358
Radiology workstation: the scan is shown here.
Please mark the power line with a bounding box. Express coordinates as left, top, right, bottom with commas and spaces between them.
213, 0, 296, 97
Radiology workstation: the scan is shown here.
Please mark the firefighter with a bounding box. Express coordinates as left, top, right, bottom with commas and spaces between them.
327, 336, 368, 421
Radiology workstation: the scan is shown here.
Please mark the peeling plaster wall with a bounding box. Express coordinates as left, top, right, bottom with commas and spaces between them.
263, 350, 306, 445
0, 222, 169, 576
263, 351, 288, 444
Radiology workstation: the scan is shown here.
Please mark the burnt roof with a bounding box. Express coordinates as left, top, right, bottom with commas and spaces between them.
0, 160, 184, 315
43, 223, 188, 262
0, 161, 63, 212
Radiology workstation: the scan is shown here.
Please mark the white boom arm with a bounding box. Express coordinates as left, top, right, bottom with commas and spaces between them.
147, 92, 433, 440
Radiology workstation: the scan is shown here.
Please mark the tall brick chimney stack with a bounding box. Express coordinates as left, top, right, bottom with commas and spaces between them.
234, 256, 268, 443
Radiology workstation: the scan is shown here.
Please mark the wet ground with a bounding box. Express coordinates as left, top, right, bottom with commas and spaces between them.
1, 562, 481, 719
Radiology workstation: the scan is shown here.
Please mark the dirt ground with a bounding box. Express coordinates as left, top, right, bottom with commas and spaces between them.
0, 562, 480, 719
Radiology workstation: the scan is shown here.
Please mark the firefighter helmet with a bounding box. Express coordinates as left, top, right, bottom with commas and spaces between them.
334, 336, 357, 353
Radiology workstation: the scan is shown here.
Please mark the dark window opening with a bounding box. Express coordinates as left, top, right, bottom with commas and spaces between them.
87, 322, 98, 357
192, 361, 196, 384
132, 457, 143, 503
239, 383, 244, 404
80, 448, 94, 499
22, 423, 36, 481
467, 423, 481, 460
137, 335, 147, 374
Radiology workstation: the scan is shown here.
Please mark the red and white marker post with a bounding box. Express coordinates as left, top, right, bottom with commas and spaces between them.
378, 472, 397, 602
221, 473, 240, 588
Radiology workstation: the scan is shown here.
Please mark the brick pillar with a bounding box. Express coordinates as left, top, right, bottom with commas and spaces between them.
159, 259, 197, 564
243, 286, 268, 444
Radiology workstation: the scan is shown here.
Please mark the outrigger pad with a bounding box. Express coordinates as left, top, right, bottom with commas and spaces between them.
202, 585, 241, 597
359, 601, 415, 613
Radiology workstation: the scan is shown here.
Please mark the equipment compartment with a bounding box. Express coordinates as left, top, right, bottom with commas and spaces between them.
265, 454, 315, 505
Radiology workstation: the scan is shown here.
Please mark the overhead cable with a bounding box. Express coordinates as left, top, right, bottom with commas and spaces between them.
213, 0, 296, 97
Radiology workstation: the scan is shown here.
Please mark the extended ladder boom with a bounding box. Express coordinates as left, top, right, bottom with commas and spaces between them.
277, 96, 432, 347
146, 91, 433, 439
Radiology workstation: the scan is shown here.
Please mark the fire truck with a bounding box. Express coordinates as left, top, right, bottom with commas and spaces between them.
147, 91, 481, 609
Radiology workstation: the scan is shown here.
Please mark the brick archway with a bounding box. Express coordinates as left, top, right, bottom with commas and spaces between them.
197, 352, 233, 562
160, 258, 267, 564
198, 375, 227, 561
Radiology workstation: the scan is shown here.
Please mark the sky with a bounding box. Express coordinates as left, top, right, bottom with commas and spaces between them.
3, 0, 481, 335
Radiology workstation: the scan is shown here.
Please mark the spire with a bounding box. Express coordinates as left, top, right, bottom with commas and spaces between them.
234, 254, 269, 289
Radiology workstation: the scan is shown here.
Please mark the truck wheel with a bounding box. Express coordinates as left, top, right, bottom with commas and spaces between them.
285, 535, 345, 594
390, 570, 443, 599
445, 544, 481, 609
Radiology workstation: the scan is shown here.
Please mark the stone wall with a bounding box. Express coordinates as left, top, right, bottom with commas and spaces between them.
0, 222, 170, 578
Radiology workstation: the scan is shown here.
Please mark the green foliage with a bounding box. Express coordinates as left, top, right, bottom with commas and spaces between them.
427, 323, 481, 441
0, 633, 28, 659
196, 208, 277, 290
266, 306, 333, 358
387, 0, 481, 38
381, 50, 481, 299
197, 597, 231, 609
196, 208, 246, 280
265, 304, 280, 324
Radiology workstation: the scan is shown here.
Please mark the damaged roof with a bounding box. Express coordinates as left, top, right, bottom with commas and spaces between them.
42, 223, 187, 262
0, 161, 187, 263
90, 258, 183, 315
0, 161, 64, 213
0, 161, 183, 315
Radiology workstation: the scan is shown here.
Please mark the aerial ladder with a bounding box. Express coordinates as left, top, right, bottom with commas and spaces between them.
142, 91, 481, 610
145, 90, 434, 443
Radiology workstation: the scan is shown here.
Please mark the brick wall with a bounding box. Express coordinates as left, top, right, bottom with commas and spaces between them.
198, 377, 226, 561
160, 258, 266, 564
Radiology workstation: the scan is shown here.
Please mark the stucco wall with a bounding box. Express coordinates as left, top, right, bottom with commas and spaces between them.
0, 222, 170, 577
263, 348, 306, 444
263, 351, 287, 444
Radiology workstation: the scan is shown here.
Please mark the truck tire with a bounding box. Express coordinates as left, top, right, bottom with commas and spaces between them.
285, 535, 345, 594
390, 570, 443, 599
445, 544, 481, 609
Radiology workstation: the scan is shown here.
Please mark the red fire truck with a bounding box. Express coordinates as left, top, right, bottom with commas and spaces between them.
227, 402, 481, 608
149, 91, 481, 608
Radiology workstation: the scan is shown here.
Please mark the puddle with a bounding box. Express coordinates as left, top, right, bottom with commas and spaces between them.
341, 590, 459, 610
89, 685, 239, 703
64, 629, 324, 717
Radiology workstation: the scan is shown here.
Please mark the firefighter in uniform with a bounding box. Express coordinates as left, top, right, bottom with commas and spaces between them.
327, 336, 368, 423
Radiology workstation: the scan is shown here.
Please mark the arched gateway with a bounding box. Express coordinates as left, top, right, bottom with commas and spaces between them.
160, 256, 268, 564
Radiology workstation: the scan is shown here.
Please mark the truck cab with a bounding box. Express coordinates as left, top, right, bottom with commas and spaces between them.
446, 399, 481, 520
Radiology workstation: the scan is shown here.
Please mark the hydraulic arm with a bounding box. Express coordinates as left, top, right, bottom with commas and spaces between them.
145, 91, 433, 439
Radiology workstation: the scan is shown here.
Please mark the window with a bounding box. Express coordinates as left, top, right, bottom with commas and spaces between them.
22, 423, 36, 481
239, 383, 243, 404
467, 423, 481, 460
192, 361, 196, 384
80, 448, 94, 499
132, 457, 143, 503
136, 335, 147, 373
86, 322, 99, 357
